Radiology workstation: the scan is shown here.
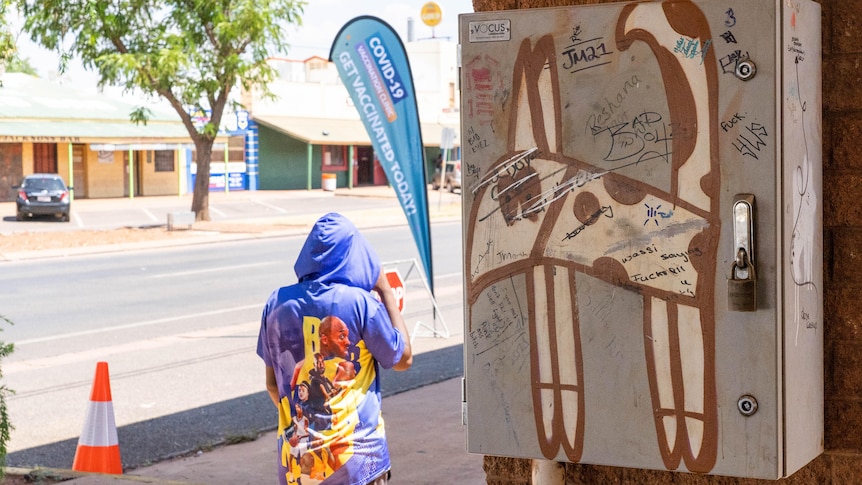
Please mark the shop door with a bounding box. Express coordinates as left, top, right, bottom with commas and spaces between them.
0, 144, 23, 201
355, 146, 375, 185
72, 144, 87, 198
33, 143, 57, 174
123, 151, 144, 197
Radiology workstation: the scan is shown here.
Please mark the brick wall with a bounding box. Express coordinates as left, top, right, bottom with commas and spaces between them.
470, 0, 862, 482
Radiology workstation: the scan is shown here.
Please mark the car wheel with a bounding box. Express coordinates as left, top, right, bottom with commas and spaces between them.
16, 212, 24, 221
61, 213, 70, 222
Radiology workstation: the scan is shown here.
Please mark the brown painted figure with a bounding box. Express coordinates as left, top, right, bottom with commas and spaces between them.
465, 1, 721, 473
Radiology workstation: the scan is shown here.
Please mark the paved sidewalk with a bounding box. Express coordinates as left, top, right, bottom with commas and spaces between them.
28, 377, 484, 485
4, 185, 485, 484
0, 185, 463, 261
0, 185, 463, 235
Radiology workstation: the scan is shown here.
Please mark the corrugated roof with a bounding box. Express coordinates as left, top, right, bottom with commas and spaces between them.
0, 74, 459, 147
0, 73, 179, 121
253, 115, 459, 147
0, 120, 193, 143
0, 72, 193, 143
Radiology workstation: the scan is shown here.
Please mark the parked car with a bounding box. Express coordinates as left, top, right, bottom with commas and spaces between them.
432, 160, 461, 192
14, 174, 72, 222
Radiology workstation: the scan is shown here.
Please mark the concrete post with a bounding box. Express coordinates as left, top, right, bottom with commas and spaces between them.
532, 460, 564, 484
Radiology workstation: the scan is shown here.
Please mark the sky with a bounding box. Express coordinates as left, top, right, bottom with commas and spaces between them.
13, 0, 475, 90
285, 0, 473, 59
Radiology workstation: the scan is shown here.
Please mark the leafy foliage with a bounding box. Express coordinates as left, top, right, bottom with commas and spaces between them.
1, 1, 38, 79
4, 55, 37, 75
0, 315, 15, 481
0, 1, 15, 65
17, 0, 306, 218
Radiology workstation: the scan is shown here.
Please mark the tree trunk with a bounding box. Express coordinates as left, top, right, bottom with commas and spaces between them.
191, 138, 214, 221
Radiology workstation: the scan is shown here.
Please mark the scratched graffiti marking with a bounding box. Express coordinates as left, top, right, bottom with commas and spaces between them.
731, 122, 769, 159
725, 8, 737, 27
592, 111, 674, 164
674, 36, 713, 64
561, 26, 615, 74
719, 49, 751, 75
786, 33, 821, 340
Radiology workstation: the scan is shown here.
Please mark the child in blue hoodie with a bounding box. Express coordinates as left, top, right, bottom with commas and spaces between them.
257, 212, 413, 485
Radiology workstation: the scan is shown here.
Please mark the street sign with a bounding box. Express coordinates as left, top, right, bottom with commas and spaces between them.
385, 269, 405, 312
441, 126, 456, 150
420, 2, 443, 28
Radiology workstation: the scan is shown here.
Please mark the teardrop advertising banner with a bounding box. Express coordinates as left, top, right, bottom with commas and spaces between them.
329, 16, 434, 295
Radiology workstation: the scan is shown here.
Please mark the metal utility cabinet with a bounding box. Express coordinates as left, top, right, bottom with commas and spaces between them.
459, 0, 822, 479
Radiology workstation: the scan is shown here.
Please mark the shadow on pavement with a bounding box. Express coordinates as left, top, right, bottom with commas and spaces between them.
7, 344, 464, 470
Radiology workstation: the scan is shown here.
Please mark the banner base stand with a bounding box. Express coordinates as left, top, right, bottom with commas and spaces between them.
382, 258, 449, 344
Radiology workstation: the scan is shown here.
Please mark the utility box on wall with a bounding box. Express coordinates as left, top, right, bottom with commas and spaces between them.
459, 0, 821, 479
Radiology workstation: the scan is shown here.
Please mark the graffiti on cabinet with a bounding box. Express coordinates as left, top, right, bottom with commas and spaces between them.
464, 0, 721, 473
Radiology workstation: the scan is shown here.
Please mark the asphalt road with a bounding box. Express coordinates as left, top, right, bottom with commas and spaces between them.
1, 189, 467, 470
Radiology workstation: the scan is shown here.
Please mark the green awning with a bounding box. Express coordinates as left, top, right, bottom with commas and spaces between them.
254, 115, 459, 147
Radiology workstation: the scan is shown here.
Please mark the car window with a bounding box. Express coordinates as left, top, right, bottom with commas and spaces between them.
23, 178, 65, 191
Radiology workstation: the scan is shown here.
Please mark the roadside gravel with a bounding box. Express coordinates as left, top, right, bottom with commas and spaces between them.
0, 221, 299, 255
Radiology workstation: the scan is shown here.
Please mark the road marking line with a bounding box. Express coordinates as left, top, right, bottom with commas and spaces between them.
6, 320, 260, 377
13, 304, 261, 346
149, 261, 274, 278
251, 198, 288, 213
141, 208, 160, 223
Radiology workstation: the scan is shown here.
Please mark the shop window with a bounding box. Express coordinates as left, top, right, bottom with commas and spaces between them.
154, 150, 175, 172
201, 136, 245, 163
323, 145, 347, 170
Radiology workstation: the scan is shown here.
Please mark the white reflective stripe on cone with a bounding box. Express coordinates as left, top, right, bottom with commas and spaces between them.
78, 400, 119, 447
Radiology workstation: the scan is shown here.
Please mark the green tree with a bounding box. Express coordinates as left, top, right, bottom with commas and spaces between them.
1, 1, 38, 80
4, 54, 36, 75
17, 0, 305, 220
0, 1, 15, 69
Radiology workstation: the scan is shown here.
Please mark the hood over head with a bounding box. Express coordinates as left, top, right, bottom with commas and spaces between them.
294, 212, 380, 291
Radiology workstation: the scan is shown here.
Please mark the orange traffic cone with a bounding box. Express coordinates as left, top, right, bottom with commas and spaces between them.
73, 361, 122, 474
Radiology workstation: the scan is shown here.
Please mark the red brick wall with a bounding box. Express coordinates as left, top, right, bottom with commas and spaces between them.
470, 0, 862, 482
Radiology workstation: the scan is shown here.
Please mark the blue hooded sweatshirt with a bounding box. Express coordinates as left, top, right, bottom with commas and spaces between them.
257, 212, 405, 485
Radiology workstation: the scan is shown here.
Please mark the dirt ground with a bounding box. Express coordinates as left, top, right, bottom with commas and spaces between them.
0, 221, 292, 255
1, 468, 69, 484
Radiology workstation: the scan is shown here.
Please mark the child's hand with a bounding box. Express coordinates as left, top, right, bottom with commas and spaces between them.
373, 270, 391, 295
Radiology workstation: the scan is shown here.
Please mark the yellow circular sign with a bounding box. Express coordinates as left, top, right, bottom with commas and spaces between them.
420, 2, 443, 27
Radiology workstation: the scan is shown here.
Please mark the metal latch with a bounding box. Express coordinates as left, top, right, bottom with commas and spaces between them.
728, 195, 757, 312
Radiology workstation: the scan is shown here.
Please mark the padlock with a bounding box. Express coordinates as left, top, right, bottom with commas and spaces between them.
728, 260, 757, 312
